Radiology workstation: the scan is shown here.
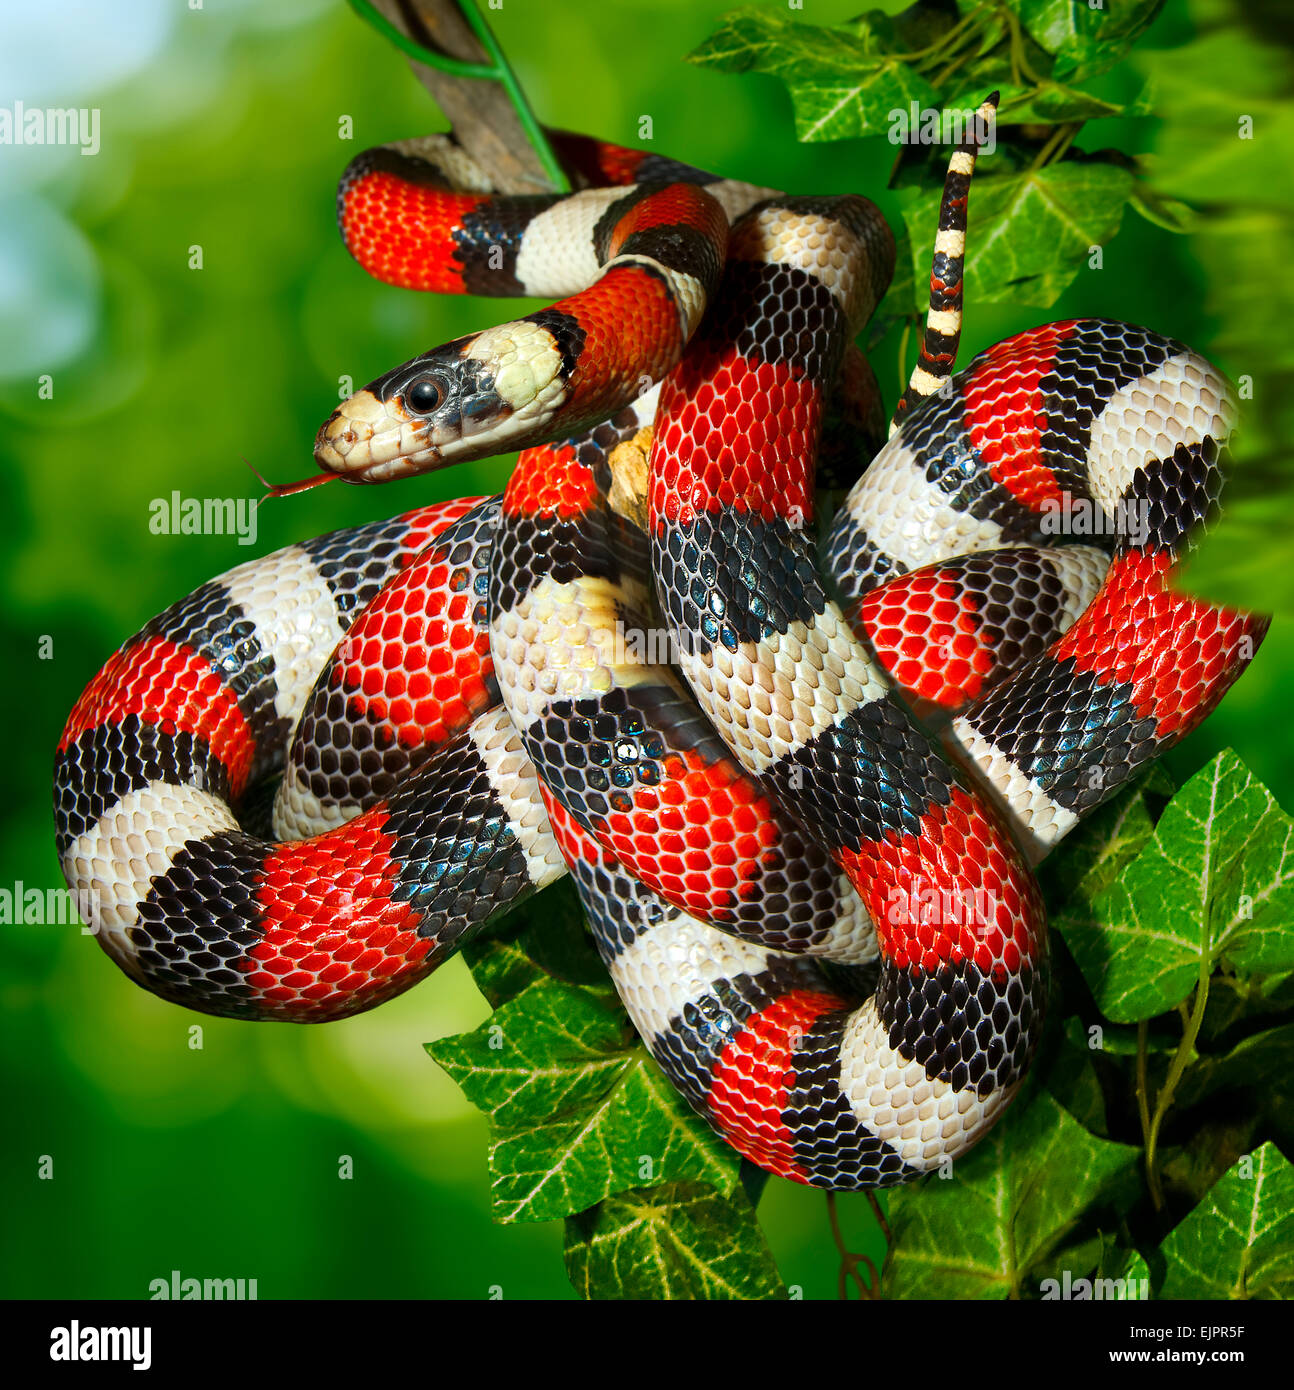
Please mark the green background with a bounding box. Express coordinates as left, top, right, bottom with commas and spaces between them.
1, 0, 1287, 1298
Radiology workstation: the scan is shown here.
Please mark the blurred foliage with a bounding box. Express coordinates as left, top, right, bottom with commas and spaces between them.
3, 0, 1291, 1300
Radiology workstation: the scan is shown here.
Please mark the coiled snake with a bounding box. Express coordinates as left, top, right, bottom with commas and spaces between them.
53, 111, 1267, 1189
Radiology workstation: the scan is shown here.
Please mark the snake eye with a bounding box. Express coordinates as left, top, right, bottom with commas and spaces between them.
406, 375, 446, 415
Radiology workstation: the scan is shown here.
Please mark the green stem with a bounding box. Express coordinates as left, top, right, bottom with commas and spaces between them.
825, 1193, 874, 1300
1135, 1019, 1152, 1150
1144, 966, 1212, 1211
1047, 122, 1080, 166
348, 0, 494, 76
455, 0, 570, 193
998, 2, 1045, 88
864, 1188, 891, 1244
897, 314, 915, 396
929, 47, 975, 92
1022, 122, 1073, 175
347, 0, 571, 194
898, 8, 983, 72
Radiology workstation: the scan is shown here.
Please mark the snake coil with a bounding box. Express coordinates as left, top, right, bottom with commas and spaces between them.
53, 118, 1267, 1190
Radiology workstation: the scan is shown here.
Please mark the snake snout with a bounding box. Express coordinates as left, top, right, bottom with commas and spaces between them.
313, 388, 436, 482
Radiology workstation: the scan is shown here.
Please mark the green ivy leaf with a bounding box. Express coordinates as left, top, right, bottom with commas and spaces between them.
1176, 1022, 1294, 1110
1057, 752, 1294, 1022
1199, 971, 1294, 1046
1127, 181, 1199, 234
773, 55, 940, 146
1095, 1233, 1152, 1298
461, 877, 613, 1009
437, 880, 741, 1221
687, 7, 1154, 140
1017, 0, 1166, 84
564, 1182, 786, 1299
1158, 1113, 1266, 1213
687, 8, 940, 143
428, 976, 741, 1223
1012, 82, 1147, 124
1158, 1143, 1294, 1298
1030, 1233, 1106, 1291
897, 159, 1133, 310
685, 7, 793, 75
881, 1091, 1138, 1298
1041, 763, 1174, 910
1064, 1014, 1174, 1058
1044, 1027, 1111, 1136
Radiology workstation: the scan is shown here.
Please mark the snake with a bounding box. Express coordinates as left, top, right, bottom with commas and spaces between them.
53, 112, 1268, 1190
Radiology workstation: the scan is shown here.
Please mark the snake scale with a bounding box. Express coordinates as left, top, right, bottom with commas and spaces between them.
53, 108, 1267, 1190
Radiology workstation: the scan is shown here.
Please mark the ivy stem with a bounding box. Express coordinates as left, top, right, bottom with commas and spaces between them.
897, 314, 916, 397
929, 48, 975, 92
864, 1189, 891, 1243
998, 2, 1046, 87
1047, 122, 1081, 166
1028, 122, 1075, 173
1135, 1019, 1153, 1152
825, 1193, 876, 1299
1143, 965, 1212, 1211
346, 0, 571, 193
888, 6, 984, 69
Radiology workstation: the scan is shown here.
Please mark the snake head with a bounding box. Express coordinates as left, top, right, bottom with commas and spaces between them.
314, 320, 569, 483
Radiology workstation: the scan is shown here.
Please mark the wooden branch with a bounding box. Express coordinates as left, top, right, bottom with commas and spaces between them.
371, 0, 556, 195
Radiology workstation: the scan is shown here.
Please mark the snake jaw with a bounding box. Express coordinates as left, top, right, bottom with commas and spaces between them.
313, 386, 509, 482
313, 322, 569, 483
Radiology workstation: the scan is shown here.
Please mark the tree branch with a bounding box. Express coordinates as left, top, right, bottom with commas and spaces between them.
371, 0, 558, 194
